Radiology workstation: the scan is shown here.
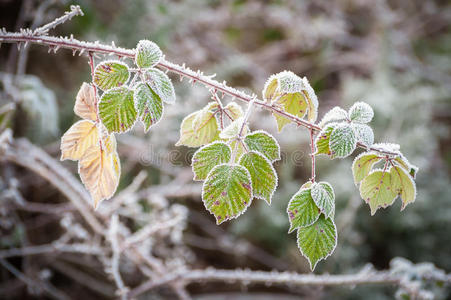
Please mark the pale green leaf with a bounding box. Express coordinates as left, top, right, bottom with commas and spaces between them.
244, 130, 281, 162
319, 107, 348, 127
314, 123, 337, 156
135, 40, 162, 69
287, 188, 320, 233
351, 152, 382, 184
329, 123, 357, 158
348, 102, 374, 124
393, 154, 419, 179
277, 71, 303, 94
273, 92, 308, 132
311, 182, 335, 219
94, 61, 130, 91
202, 164, 252, 224
175, 109, 219, 147
219, 117, 244, 140
229, 139, 247, 163
191, 141, 231, 181
351, 123, 374, 147
390, 166, 417, 210
360, 169, 397, 215
134, 82, 163, 132
193, 102, 219, 131
239, 151, 277, 204
302, 77, 318, 122
297, 215, 337, 271
98, 87, 137, 133
145, 68, 175, 104
262, 74, 278, 102
224, 102, 243, 120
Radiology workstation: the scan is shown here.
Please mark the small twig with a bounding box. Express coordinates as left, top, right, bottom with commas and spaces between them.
33, 5, 84, 36
309, 129, 316, 182
108, 214, 128, 300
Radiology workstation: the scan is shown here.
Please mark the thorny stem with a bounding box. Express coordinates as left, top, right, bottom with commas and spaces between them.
230, 99, 254, 163
0, 30, 400, 157
309, 129, 316, 183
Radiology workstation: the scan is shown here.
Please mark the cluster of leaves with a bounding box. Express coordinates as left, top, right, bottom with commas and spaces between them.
60, 40, 175, 207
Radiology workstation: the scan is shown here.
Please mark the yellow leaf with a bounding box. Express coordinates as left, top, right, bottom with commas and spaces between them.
60, 120, 99, 161
74, 82, 97, 121
224, 102, 243, 121
273, 92, 308, 132
79, 144, 120, 209
262, 75, 278, 102
176, 108, 219, 148
302, 77, 318, 123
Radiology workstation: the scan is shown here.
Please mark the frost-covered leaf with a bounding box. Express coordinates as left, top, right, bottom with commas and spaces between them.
297, 215, 337, 271
176, 108, 219, 147
277, 71, 303, 94
202, 164, 252, 224
244, 130, 280, 162
193, 103, 219, 132
393, 154, 419, 179
135, 40, 162, 69
60, 120, 99, 161
145, 68, 175, 104
352, 152, 382, 184
224, 102, 243, 120
230, 140, 247, 162
93, 61, 130, 91
372, 143, 400, 153
192, 142, 231, 181
311, 182, 335, 219
134, 82, 163, 132
302, 77, 318, 122
98, 87, 137, 133
79, 134, 120, 209
219, 117, 244, 140
351, 123, 374, 147
360, 169, 397, 215
329, 123, 357, 158
390, 166, 416, 210
262, 74, 278, 102
273, 92, 308, 132
319, 107, 348, 127
74, 82, 97, 121
348, 102, 374, 124
239, 151, 277, 204
287, 188, 320, 233
315, 123, 336, 156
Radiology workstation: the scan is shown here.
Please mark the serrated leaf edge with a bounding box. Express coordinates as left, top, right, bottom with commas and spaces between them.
191, 141, 232, 182
243, 129, 281, 162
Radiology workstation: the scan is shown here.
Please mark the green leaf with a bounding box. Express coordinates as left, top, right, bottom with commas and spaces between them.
175, 107, 219, 147
94, 61, 130, 91
360, 169, 397, 215
329, 123, 357, 158
351, 152, 382, 184
390, 166, 417, 210
273, 92, 308, 132
244, 130, 280, 162
311, 182, 335, 219
287, 188, 320, 233
319, 107, 348, 127
301, 77, 318, 122
135, 40, 162, 69
297, 215, 337, 271
224, 102, 243, 120
191, 141, 231, 181
314, 123, 337, 156
351, 123, 374, 147
134, 83, 163, 132
262, 74, 278, 102
202, 164, 252, 224
145, 68, 175, 104
348, 102, 374, 124
98, 87, 137, 133
393, 154, 419, 179
229, 140, 247, 162
239, 151, 277, 204
219, 117, 243, 140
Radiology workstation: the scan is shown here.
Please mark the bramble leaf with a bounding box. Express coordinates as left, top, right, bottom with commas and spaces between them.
297, 215, 337, 271
219, 117, 244, 140
98, 87, 137, 133
239, 151, 277, 204
302, 77, 318, 122
273, 92, 308, 132
393, 154, 419, 179
351, 123, 374, 147
134, 82, 163, 132
79, 134, 120, 209
176, 106, 219, 147
390, 166, 416, 210
349, 102, 374, 124
94, 61, 130, 91
287, 188, 320, 233
60, 120, 99, 161
319, 107, 348, 127
352, 152, 382, 184
277, 71, 303, 93
315, 123, 336, 156
244, 130, 280, 162
145, 68, 175, 104
329, 123, 357, 158
135, 40, 162, 69
224, 102, 243, 120
74, 82, 97, 121
202, 164, 252, 224
360, 169, 397, 215
311, 182, 335, 219
262, 74, 278, 102
191, 142, 231, 181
